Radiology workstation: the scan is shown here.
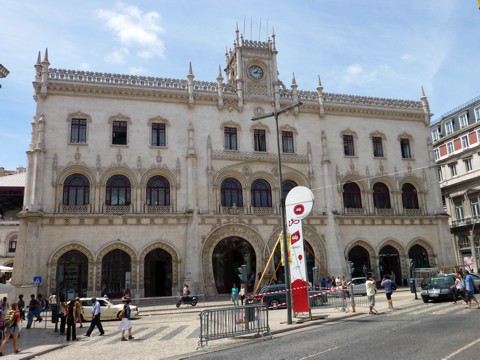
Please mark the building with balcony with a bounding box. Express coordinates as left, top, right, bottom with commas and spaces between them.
11, 29, 454, 299
431, 95, 480, 272
0, 167, 26, 280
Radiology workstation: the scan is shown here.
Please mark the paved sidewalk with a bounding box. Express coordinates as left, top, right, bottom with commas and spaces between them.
7, 287, 418, 360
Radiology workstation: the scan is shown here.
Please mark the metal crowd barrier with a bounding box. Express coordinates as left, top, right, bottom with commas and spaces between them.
309, 288, 370, 310
198, 303, 271, 348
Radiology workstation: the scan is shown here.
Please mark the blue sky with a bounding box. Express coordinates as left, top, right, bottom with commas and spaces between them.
1, 0, 479, 170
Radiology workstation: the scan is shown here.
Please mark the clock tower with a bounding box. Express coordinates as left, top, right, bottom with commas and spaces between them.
224, 26, 281, 109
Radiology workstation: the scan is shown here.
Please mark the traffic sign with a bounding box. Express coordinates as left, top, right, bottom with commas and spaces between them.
33, 276, 42, 286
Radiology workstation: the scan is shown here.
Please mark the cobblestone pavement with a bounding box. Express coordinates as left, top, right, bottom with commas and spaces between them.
6, 288, 421, 360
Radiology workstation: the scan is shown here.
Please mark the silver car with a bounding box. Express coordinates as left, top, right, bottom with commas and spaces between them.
346, 277, 368, 296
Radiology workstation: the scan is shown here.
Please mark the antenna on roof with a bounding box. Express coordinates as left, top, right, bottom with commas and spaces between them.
259, 17, 262, 41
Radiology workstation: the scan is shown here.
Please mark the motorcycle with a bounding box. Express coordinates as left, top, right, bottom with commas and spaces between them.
176, 295, 198, 307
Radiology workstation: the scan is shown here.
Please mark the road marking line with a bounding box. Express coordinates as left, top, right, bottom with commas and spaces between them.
442, 337, 480, 359
297, 345, 341, 359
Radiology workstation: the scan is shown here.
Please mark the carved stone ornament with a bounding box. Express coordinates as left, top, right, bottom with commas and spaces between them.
254, 107, 265, 117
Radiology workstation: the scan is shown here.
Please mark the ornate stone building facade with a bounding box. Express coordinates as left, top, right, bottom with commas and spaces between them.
430, 95, 480, 273
12, 30, 455, 299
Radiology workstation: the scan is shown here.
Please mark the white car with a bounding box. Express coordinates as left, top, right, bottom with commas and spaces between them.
78, 297, 140, 321
346, 277, 368, 296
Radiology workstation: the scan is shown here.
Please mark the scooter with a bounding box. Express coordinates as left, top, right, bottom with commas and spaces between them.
176, 295, 198, 307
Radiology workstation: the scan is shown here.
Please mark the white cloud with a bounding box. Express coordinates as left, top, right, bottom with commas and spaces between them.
105, 48, 130, 64
128, 66, 146, 75
96, 2, 165, 60
401, 54, 415, 63
341, 63, 391, 85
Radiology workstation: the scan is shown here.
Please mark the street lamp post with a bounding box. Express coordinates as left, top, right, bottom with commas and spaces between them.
252, 101, 302, 325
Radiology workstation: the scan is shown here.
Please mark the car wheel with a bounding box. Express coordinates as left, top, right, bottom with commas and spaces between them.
176, 301, 181, 308
191, 299, 197, 306
314, 296, 324, 306
269, 299, 280, 309
422, 297, 429, 303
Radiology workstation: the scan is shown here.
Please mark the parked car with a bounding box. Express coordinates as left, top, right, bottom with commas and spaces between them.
468, 273, 480, 293
78, 297, 140, 321
420, 277, 431, 289
420, 274, 455, 303
421, 273, 479, 293
255, 284, 287, 309
346, 277, 367, 296
255, 284, 329, 309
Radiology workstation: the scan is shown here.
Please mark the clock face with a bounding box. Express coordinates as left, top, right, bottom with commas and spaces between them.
248, 65, 264, 80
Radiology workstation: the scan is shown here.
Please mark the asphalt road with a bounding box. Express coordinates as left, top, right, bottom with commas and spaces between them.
186, 300, 480, 360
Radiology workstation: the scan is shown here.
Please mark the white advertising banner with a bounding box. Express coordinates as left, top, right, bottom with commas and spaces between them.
285, 186, 314, 313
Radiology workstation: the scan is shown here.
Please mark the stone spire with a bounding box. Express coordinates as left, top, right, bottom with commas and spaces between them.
420, 86, 431, 125
187, 62, 194, 107
317, 75, 325, 117
291, 73, 299, 114
216, 65, 224, 109
40, 48, 50, 97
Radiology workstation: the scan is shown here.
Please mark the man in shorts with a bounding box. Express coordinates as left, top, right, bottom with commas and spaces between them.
366, 275, 377, 314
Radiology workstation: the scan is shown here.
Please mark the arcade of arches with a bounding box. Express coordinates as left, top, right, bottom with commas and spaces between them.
347, 242, 433, 284
51, 243, 177, 300
50, 238, 433, 298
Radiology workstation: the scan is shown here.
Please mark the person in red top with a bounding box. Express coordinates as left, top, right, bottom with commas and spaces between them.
0, 302, 21, 355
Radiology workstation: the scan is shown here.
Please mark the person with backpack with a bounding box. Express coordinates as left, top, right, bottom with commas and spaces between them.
0, 303, 22, 355
381, 274, 395, 310
118, 297, 133, 341
65, 300, 77, 341
464, 270, 480, 309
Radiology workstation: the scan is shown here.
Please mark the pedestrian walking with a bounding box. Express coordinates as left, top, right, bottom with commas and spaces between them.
84, 298, 104, 337
450, 272, 465, 304
381, 274, 395, 310
118, 297, 134, 341
231, 283, 239, 306
464, 270, 480, 309
366, 275, 377, 314
17, 295, 25, 321
66, 299, 77, 341
239, 284, 246, 305
0, 303, 22, 355
74, 297, 83, 328
59, 295, 67, 334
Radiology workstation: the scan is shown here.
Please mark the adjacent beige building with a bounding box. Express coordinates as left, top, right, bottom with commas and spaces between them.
12, 30, 455, 299
431, 95, 480, 273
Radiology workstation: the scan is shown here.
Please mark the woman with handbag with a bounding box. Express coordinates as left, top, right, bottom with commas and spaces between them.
118, 297, 134, 341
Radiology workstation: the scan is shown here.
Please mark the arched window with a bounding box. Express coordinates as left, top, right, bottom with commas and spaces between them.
146, 176, 170, 206
343, 182, 362, 208
63, 174, 90, 205
106, 175, 131, 206
282, 180, 298, 200
402, 183, 419, 209
221, 178, 243, 207
251, 179, 272, 207
373, 182, 391, 209
8, 235, 17, 253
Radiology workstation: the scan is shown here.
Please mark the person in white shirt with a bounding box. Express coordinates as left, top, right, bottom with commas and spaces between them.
365, 275, 377, 315
84, 298, 104, 337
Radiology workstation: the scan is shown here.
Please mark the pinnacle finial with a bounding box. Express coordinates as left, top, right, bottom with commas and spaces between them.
317, 75, 323, 87
292, 72, 297, 86
421, 85, 426, 97
43, 48, 49, 63
36, 51, 41, 65
188, 62, 193, 76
